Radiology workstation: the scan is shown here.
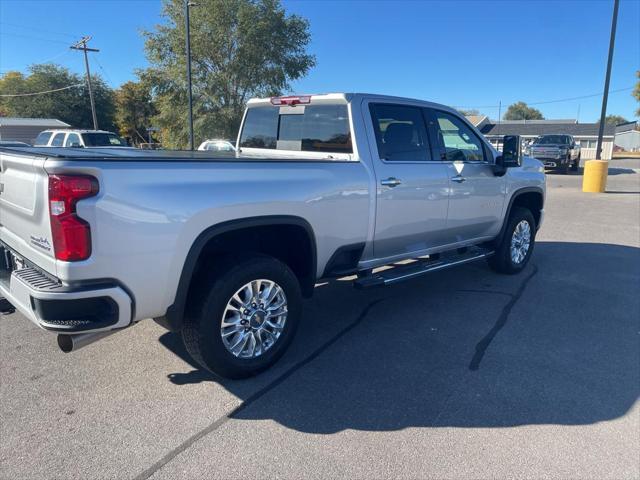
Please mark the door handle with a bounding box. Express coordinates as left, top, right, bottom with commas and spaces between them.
380, 177, 402, 187
451, 175, 466, 183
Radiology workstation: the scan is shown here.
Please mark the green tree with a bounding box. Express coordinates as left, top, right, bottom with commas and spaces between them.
115, 80, 157, 145
599, 114, 628, 126
141, 0, 315, 148
503, 101, 544, 121
633, 70, 639, 117
0, 64, 115, 130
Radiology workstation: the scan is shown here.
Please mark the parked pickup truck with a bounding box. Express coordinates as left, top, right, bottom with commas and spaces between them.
530, 134, 580, 174
0, 93, 545, 378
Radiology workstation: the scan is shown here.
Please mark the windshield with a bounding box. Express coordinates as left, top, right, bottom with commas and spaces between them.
81, 132, 127, 147
239, 104, 352, 153
535, 135, 569, 145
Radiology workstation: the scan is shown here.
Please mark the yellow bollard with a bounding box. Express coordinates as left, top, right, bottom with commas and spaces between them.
582, 160, 609, 193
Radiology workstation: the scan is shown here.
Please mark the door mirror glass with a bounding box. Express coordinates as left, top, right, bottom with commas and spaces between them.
501, 135, 521, 167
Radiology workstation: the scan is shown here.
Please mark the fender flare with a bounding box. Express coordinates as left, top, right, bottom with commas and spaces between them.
494, 187, 545, 246
156, 215, 317, 331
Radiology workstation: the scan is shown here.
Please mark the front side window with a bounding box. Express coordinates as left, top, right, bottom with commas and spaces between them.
34, 131, 52, 146
239, 104, 352, 153
50, 133, 65, 147
81, 133, 126, 147
64, 133, 81, 147
369, 104, 430, 161
431, 110, 485, 162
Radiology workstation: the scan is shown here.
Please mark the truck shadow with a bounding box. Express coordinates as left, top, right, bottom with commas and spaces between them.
159, 241, 639, 433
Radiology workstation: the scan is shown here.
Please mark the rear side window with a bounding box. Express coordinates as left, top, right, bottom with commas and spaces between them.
51, 133, 65, 147
34, 131, 52, 146
240, 104, 352, 153
369, 104, 430, 161
64, 133, 81, 147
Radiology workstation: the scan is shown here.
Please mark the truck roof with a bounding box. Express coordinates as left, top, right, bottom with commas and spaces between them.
247, 92, 458, 114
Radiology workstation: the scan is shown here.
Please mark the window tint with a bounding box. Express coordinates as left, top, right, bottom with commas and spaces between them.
64, 133, 81, 147
239, 105, 352, 153
81, 133, 126, 146
51, 133, 65, 147
369, 104, 430, 161
535, 135, 569, 145
239, 107, 278, 149
34, 131, 52, 146
431, 110, 485, 162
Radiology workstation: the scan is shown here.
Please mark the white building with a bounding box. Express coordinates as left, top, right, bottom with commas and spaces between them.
614, 121, 640, 152
0, 117, 70, 145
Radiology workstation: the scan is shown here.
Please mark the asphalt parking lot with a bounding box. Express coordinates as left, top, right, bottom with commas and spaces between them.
1, 159, 639, 480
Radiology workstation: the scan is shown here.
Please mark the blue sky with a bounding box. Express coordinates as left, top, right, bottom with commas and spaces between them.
1, 0, 638, 122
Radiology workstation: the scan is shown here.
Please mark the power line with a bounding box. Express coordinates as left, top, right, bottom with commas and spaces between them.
455, 86, 634, 110
0, 21, 79, 39
0, 83, 85, 97
0, 31, 69, 45
0, 49, 73, 72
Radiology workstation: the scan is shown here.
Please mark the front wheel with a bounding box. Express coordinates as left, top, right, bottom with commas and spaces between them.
571, 154, 580, 171
488, 207, 536, 274
182, 254, 302, 379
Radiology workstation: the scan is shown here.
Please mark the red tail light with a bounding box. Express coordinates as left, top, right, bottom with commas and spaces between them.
48, 175, 99, 261
270, 95, 311, 106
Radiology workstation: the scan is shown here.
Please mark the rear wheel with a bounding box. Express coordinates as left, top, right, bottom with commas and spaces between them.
182, 254, 302, 379
488, 207, 536, 274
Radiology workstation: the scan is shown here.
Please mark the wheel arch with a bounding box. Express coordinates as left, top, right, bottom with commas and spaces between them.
155, 215, 317, 332
495, 187, 544, 245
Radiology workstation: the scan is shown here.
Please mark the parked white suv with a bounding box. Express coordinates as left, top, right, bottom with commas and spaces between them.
197, 139, 236, 152
33, 129, 129, 148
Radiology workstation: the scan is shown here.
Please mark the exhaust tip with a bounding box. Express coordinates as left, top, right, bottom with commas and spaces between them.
57, 334, 74, 353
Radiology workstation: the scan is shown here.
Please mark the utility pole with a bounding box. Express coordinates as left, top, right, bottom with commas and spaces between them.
71, 36, 99, 130
583, 0, 619, 193
595, 0, 619, 160
185, 1, 197, 150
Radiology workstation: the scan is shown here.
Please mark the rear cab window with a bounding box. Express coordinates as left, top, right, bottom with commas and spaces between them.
239, 100, 353, 158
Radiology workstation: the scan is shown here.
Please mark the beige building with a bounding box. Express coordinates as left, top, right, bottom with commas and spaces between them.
466, 117, 615, 160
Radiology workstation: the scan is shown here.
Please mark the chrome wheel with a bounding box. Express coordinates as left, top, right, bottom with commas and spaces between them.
220, 279, 288, 359
510, 220, 531, 265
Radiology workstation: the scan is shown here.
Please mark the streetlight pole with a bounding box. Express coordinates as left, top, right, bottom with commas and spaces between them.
583, 0, 619, 193
185, 1, 196, 151
595, 0, 619, 160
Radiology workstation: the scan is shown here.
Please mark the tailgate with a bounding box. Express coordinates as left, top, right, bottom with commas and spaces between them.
0, 151, 57, 276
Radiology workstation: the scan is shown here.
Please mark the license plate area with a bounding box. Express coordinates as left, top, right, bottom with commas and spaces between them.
0, 244, 27, 285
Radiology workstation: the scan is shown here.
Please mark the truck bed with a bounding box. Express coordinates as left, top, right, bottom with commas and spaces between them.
0, 146, 351, 163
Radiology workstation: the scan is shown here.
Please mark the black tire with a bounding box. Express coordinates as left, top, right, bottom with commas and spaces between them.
571, 154, 580, 171
488, 207, 536, 274
182, 254, 302, 379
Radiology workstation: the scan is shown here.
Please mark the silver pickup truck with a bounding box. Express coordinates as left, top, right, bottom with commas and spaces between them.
0, 93, 545, 378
